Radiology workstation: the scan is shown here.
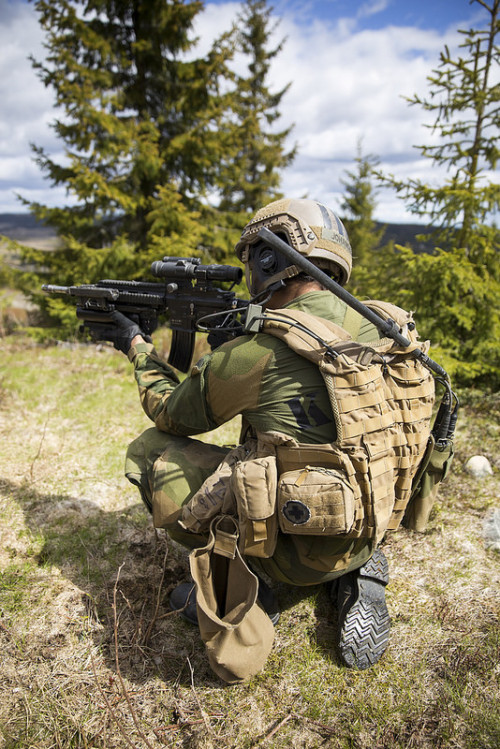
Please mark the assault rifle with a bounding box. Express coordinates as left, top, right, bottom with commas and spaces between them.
42, 257, 248, 372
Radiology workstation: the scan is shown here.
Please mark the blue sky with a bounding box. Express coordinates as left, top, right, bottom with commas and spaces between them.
203, 0, 474, 32
0, 0, 495, 223
267, 0, 473, 32
206, 0, 478, 35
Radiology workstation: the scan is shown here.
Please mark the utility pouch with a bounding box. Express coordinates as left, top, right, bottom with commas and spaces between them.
403, 437, 454, 532
180, 444, 249, 533
189, 516, 275, 684
277, 466, 355, 535
231, 456, 278, 558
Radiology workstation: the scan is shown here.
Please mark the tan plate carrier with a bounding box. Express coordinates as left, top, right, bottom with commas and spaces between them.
181, 301, 436, 556
261, 302, 436, 547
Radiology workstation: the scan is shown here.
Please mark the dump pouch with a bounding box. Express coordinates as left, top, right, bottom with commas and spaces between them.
180, 444, 250, 533
403, 437, 454, 532
181, 440, 279, 558
189, 516, 275, 684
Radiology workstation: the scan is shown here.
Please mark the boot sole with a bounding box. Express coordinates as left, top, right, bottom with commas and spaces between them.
338, 550, 390, 670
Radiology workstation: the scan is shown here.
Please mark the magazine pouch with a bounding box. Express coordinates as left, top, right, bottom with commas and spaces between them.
231, 455, 279, 558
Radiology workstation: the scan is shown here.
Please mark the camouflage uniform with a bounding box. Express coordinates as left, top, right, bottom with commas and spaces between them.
125, 290, 380, 585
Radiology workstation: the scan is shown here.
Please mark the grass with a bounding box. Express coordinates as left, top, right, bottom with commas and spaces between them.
0, 334, 499, 749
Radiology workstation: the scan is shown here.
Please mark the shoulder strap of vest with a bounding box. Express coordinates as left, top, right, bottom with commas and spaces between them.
260, 308, 351, 370
362, 299, 420, 346
260, 303, 426, 374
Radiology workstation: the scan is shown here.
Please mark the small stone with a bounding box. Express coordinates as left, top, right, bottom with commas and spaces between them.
465, 455, 493, 478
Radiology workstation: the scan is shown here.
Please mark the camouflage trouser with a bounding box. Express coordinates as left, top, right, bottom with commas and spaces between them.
125, 427, 372, 586
125, 427, 230, 549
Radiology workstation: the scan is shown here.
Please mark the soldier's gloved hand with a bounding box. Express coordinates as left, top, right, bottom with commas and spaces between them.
97, 310, 152, 354
207, 328, 230, 351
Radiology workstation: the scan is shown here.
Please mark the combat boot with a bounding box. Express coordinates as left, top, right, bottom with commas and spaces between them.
169, 576, 280, 626
334, 548, 390, 669
169, 582, 198, 624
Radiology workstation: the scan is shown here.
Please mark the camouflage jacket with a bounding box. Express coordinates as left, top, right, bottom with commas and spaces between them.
128, 290, 379, 446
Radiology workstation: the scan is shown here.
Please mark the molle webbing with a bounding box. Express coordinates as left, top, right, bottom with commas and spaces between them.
262, 304, 435, 542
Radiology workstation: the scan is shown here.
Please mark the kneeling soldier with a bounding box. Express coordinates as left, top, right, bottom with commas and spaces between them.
107, 198, 437, 680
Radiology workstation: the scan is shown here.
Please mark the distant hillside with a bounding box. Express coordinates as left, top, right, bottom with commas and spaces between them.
0, 213, 57, 244
0, 213, 435, 252
377, 222, 436, 253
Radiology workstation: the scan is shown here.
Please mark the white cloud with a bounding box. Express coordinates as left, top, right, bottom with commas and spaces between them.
357, 0, 390, 20
0, 0, 493, 224
0, 0, 58, 210
259, 16, 464, 219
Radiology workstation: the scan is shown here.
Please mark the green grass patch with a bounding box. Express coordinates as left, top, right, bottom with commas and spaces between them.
0, 335, 498, 749
0, 560, 41, 618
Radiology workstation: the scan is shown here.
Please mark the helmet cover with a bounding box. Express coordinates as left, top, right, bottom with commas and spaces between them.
235, 198, 352, 294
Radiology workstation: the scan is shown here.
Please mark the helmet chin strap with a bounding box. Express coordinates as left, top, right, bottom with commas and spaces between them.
247, 263, 301, 298
249, 283, 282, 306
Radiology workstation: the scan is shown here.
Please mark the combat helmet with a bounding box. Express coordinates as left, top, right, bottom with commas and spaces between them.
235, 198, 352, 297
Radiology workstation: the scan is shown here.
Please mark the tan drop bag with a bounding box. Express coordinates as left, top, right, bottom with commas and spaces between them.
189, 516, 275, 684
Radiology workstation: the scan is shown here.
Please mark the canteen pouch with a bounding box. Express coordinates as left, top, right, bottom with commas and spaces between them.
403, 437, 455, 532
277, 466, 355, 535
189, 516, 275, 684
230, 455, 279, 558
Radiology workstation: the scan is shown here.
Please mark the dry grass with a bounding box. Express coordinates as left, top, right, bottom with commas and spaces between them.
0, 335, 499, 749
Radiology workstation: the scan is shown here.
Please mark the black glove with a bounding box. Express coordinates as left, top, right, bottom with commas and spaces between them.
92, 310, 151, 354
207, 328, 230, 351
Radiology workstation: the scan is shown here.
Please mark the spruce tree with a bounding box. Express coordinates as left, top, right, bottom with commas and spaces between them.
339, 147, 387, 298
196, 0, 296, 266
217, 0, 295, 215
378, 0, 500, 389
15, 0, 250, 333
22, 0, 238, 263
